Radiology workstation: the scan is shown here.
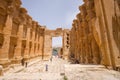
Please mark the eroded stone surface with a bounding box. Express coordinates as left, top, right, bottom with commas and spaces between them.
0, 0, 119, 79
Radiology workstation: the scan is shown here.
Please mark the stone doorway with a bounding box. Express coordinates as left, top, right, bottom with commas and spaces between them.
52, 37, 62, 58
9, 37, 17, 60
43, 28, 70, 60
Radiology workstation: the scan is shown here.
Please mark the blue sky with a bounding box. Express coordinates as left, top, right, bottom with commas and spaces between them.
52, 37, 62, 47
21, 0, 83, 47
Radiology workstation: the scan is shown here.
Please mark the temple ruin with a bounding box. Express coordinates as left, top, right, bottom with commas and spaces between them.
0, 0, 45, 69
69, 0, 120, 70
0, 0, 120, 76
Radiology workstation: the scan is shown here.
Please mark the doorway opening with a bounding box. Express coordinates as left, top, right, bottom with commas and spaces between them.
52, 37, 62, 58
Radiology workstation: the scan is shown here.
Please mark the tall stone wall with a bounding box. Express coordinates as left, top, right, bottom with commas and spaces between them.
69, 0, 120, 69
44, 29, 52, 60
63, 29, 70, 60
0, 0, 45, 68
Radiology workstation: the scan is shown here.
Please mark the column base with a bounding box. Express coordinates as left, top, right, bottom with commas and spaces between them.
0, 59, 11, 68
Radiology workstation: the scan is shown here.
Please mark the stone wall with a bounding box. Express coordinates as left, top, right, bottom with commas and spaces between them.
69, 0, 120, 69
44, 28, 70, 60
63, 29, 70, 60
0, 0, 45, 68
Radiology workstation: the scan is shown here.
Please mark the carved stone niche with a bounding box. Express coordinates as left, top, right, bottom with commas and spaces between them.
0, 6, 7, 31
29, 41, 32, 53
10, 36, 17, 45
0, 6, 7, 16
0, 33, 4, 48
23, 25, 27, 38
22, 40, 26, 48
0, 18, 5, 32
21, 40, 26, 57
12, 18, 20, 35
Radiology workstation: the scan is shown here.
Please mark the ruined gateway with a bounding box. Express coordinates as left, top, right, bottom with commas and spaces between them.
0, 0, 119, 77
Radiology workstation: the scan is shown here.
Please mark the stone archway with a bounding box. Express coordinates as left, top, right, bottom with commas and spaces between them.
43, 28, 70, 60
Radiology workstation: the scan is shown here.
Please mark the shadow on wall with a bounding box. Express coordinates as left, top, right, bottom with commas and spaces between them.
112, 17, 120, 57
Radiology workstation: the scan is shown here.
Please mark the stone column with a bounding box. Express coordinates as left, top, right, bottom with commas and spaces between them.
34, 43, 37, 57
24, 27, 31, 61
13, 24, 24, 64
43, 34, 52, 60
30, 30, 35, 58
0, 15, 12, 67
35, 34, 38, 57
39, 35, 44, 59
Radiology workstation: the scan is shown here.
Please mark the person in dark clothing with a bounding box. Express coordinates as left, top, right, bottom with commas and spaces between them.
45, 64, 48, 71
21, 59, 24, 66
50, 56, 52, 62
25, 62, 28, 68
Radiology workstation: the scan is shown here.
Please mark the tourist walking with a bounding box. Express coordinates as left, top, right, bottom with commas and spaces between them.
45, 64, 48, 71
25, 61, 28, 68
50, 56, 52, 62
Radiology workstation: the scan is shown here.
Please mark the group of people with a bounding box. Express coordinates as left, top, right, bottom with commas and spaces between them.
21, 59, 28, 68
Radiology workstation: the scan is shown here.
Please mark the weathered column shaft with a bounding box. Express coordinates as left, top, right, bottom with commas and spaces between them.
0, 15, 12, 67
